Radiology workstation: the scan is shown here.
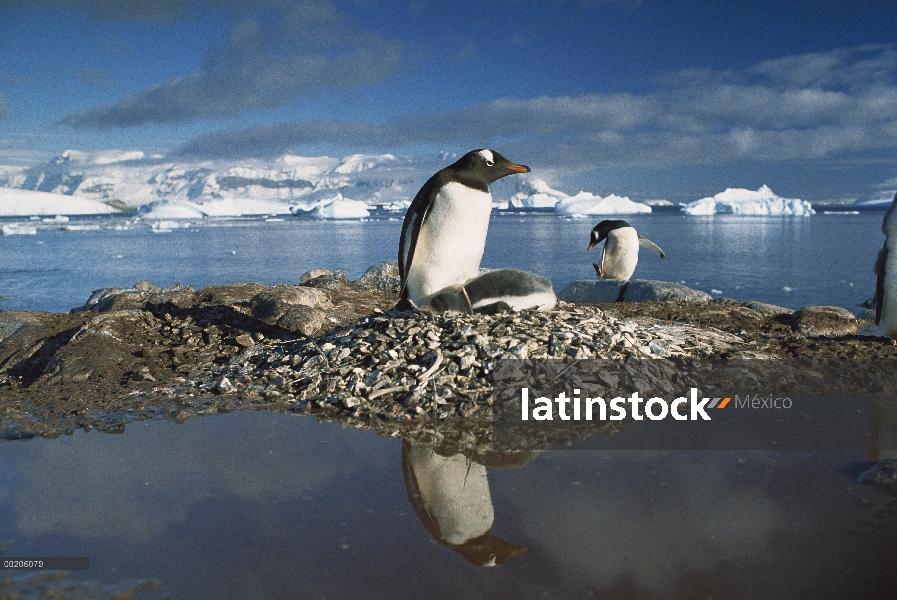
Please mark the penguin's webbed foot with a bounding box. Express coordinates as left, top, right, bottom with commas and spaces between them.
386, 297, 422, 317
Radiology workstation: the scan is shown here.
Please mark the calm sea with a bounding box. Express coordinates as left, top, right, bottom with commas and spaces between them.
1, 209, 885, 313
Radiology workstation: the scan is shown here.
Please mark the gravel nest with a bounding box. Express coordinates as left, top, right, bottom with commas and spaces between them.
197, 304, 745, 423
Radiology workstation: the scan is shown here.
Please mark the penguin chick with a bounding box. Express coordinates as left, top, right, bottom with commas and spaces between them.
875, 192, 897, 338
588, 219, 665, 280
397, 150, 530, 308
429, 269, 556, 314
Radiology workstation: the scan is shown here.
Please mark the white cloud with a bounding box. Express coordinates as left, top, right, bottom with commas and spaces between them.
62, 1, 404, 127
178, 45, 897, 171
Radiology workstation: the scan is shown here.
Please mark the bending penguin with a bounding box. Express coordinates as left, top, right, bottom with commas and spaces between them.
429, 269, 556, 314
398, 150, 530, 309
402, 440, 529, 567
874, 192, 897, 339
588, 219, 665, 280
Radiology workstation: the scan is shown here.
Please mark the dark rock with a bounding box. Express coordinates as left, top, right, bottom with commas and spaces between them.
300, 268, 339, 284
355, 261, 401, 293
303, 272, 349, 291
196, 283, 267, 306
557, 280, 627, 304
146, 284, 196, 310
857, 459, 897, 485
133, 280, 160, 292
791, 305, 858, 337
558, 279, 711, 304
0, 310, 51, 343
622, 280, 712, 303
744, 301, 794, 316
235, 334, 255, 347
276, 306, 327, 336
251, 285, 331, 322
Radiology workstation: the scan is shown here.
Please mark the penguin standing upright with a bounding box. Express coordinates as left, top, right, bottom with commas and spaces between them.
875, 193, 897, 339
398, 150, 530, 308
587, 219, 665, 280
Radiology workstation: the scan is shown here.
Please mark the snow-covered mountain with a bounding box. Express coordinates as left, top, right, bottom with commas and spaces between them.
0, 150, 665, 218
0, 150, 420, 216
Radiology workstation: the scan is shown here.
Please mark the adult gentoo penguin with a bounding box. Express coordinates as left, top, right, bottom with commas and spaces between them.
875, 193, 897, 339
588, 219, 665, 280
398, 149, 530, 308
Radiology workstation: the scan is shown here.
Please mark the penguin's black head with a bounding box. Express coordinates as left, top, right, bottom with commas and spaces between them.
588, 219, 632, 251
451, 149, 530, 188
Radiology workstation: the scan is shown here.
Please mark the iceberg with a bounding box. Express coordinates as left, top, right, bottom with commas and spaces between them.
0, 188, 121, 216
136, 201, 207, 219
554, 192, 652, 215
682, 185, 814, 216
2, 223, 37, 235
296, 194, 371, 219
509, 178, 568, 209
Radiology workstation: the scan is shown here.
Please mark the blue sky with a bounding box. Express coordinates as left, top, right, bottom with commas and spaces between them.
0, 0, 895, 202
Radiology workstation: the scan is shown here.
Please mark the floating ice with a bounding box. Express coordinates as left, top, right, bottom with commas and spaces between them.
0, 188, 121, 216
296, 194, 371, 219
1, 223, 37, 235
682, 185, 814, 216
42, 215, 70, 223
136, 201, 207, 219
555, 192, 652, 215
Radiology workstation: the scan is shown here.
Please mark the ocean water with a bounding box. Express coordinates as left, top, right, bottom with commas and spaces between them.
0, 209, 886, 313
0, 411, 894, 599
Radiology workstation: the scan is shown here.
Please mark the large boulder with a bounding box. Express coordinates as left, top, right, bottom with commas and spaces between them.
558, 279, 711, 304
791, 305, 858, 337
355, 261, 401, 293
557, 280, 627, 304
621, 280, 712, 303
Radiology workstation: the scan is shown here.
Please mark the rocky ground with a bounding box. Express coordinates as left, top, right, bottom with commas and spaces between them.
1, 262, 897, 462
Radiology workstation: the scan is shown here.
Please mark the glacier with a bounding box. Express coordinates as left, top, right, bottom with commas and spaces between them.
0, 150, 416, 217
0, 187, 122, 216
682, 185, 814, 216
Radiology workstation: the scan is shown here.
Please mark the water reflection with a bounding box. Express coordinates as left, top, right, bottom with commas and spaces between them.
401, 441, 529, 566
0, 411, 894, 598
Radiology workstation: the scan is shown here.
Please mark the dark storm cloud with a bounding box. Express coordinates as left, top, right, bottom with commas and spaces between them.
179, 45, 897, 171
60, 1, 404, 127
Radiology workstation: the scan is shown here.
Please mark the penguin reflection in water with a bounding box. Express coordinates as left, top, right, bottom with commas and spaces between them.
402, 440, 531, 566
874, 193, 897, 340
398, 149, 530, 309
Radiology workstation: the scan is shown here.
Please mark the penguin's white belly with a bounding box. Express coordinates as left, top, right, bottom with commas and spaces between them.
881, 238, 897, 338
406, 182, 492, 305
407, 446, 494, 546
601, 228, 639, 280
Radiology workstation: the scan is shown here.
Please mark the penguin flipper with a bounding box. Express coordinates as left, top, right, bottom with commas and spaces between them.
638, 235, 665, 258
398, 177, 441, 299
875, 244, 888, 324
593, 263, 603, 278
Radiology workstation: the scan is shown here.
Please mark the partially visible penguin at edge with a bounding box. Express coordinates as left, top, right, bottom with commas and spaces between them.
875, 192, 897, 341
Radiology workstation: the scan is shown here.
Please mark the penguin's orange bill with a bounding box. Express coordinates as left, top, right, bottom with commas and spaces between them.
506, 164, 530, 173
